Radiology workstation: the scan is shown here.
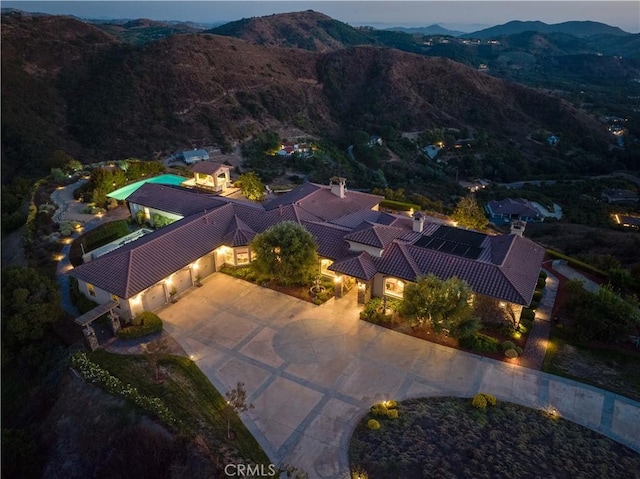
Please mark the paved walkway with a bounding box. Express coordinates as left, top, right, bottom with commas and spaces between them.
158, 274, 640, 478
520, 269, 558, 370
552, 259, 601, 292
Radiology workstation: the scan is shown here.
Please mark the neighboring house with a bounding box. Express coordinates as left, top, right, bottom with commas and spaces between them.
601, 189, 639, 203
547, 135, 559, 146
188, 162, 231, 192
368, 135, 383, 147
613, 214, 640, 229
69, 177, 544, 321
277, 142, 312, 157
486, 198, 544, 226
182, 149, 210, 164
460, 178, 491, 192
423, 145, 441, 159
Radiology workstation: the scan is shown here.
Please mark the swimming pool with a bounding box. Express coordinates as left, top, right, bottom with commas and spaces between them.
107, 174, 188, 201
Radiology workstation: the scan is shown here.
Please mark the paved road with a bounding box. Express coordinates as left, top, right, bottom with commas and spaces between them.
158, 274, 640, 478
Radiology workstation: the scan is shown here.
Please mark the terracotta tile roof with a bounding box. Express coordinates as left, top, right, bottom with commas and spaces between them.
264, 182, 383, 221
329, 210, 408, 229
126, 183, 226, 216
328, 252, 378, 281
223, 215, 256, 247
189, 162, 230, 176
343, 223, 406, 249
302, 221, 351, 260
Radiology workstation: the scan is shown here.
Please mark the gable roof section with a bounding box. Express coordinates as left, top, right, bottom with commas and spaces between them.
223, 215, 256, 247
495, 234, 546, 305
189, 161, 229, 176
302, 221, 351, 260
344, 223, 406, 249
265, 182, 383, 221
70, 205, 238, 298
329, 209, 408, 229
328, 252, 378, 281
127, 183, 227, 217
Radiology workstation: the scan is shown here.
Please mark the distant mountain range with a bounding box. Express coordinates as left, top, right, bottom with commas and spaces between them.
1, 9, 632, 182
464, 20, 631, 39
385, 24, 465, 37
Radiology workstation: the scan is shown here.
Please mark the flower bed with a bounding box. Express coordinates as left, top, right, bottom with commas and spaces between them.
71, 352, 176, 426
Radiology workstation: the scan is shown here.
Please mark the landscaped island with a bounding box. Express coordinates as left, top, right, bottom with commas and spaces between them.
349, 397, 640, 479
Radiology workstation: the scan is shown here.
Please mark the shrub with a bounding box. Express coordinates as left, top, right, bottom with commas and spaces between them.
472, 394, 487, 409
370, 403, 388, 417
459, 333, 500, 352
360, 298, 390, 323
481, 393, 497, 407
387, 409, 399, 419
117, 312, 163, 339
536, 277, 546, 289
385, 400, 398, 409
366, 419, 381, 430
521, 308, 535, 322
533, 290, 543, 302
539, 270, 548, 280
515, 346, 523, 355
529, 300, 539, 310
505, 348, 519, 359
501, 340, 516, 351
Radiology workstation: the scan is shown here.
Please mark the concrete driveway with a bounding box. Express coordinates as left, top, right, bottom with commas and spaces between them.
159, 274, 640, 478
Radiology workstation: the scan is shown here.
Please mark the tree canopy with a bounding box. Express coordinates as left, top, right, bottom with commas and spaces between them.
250, 221, 318, 286
566, 280, 640, 343
1, 267, 63, 361
398, 274, 476, 337
235, 171, 265, 202
451, 195, 488, 230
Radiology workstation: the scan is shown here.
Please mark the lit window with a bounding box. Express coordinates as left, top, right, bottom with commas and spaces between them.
236, 248, 249, 265
87, 283, 96, 297
225, 248, 234, 264
385, 278, 405, 298
320, 258, 335, 277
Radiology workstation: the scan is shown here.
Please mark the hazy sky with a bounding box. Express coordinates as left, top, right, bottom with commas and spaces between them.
5, 1, 640, 33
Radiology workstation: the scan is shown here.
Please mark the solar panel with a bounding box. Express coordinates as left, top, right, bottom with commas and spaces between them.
413, 225, 486, 259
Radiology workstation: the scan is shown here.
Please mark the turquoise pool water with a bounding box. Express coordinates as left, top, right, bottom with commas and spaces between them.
107, 174, 188, 200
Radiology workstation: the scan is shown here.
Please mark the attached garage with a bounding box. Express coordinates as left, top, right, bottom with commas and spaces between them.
197, 253, 216, 279
142, 283, 167, 312
173, 268, 193, 294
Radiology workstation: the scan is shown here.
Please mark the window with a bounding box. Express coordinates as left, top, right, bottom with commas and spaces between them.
87, 283, 96, 297
384, 278, 405, 298
320, 258, 335, 277
224, 247, 234, 264
236, 248, 249, 265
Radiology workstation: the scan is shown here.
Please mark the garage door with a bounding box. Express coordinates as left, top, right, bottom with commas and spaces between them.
173, 268, 192, 294
142, 283, 166, 312
198, 254, 216, 279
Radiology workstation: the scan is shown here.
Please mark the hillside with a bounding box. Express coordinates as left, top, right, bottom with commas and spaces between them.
1, 12, 617, 182
466, 20, 631, 39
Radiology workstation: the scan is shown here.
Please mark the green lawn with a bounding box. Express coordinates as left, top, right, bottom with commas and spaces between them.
89, 350, 270, 466
543, 326, 640, 402
350, 397, 640, 479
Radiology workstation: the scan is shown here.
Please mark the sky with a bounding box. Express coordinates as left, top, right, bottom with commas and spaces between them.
4, 1, 640, 33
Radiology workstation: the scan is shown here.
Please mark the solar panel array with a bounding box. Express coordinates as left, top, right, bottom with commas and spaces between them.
414, 225, 485, 259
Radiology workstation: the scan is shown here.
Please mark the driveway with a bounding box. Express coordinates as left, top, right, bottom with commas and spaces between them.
159, 274, 640, 478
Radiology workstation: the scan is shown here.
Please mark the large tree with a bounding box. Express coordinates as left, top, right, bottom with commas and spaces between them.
452, 195, 488, 230
566, 280, 640, 343
398, 274, 477, 337
235, 171, 265, 202
250, 221, 318, 286
1, 267, 63, 362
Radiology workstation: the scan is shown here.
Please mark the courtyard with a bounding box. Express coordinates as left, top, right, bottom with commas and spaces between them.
158, 273, 640, 478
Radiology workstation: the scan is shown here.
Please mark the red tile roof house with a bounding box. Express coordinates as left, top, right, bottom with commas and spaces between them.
69, 177, 544, 323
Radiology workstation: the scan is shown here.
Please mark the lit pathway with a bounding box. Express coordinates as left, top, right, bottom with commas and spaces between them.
159, 274, 640, 478
520, 269, 558, 370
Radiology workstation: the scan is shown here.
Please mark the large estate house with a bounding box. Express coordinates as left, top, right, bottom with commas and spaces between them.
69, 177, 545, 322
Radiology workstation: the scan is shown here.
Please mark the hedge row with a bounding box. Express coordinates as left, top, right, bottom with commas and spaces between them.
117, 312, 163, 339
546, 249, 608, 279
379, 199, 421, 212
71, 352, 175, 425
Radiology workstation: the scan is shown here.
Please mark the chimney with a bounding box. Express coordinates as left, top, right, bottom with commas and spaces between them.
510, 220, 526, 237
412, 211, 425, 233
330, 177, 346, 199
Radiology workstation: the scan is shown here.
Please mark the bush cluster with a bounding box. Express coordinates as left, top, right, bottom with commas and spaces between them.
459, 333, 500, 352
117, 312, 163, 339
366, 419, 381, 430
472, 393, 497, 409
71, 352, 175, 425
